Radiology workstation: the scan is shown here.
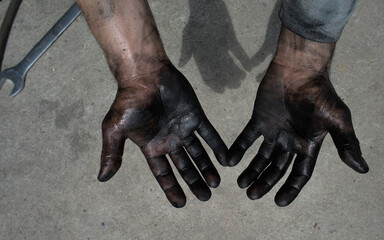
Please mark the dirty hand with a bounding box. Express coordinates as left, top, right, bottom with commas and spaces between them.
227, 26, 369, 207
76, 0, 227, 207
98, 63, 227, 208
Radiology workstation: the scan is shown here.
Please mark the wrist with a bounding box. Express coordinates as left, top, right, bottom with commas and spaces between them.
272, 25, 336, 73
78, 0, 170, 88
107, 52, 170, 89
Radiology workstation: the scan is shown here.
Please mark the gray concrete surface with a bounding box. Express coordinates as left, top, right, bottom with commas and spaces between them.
0, 0, 383, 239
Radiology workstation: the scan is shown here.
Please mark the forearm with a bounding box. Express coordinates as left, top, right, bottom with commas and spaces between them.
75, 0, 169, 86
273, 26, 336, 73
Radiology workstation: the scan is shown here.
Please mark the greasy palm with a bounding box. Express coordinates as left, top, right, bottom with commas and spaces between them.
98, 63, 227, 208
227, 26, 369, 207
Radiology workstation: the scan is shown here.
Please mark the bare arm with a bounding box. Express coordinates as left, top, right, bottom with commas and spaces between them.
76, 0, 228, 207
76, 0, 168, 84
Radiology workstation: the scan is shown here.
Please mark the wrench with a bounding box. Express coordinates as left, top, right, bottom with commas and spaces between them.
0, 3, 81, 97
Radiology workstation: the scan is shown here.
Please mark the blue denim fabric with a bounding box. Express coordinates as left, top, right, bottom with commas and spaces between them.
279, 0, 358, 42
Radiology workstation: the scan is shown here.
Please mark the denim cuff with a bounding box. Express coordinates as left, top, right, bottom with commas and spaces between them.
279, 0, 358, 43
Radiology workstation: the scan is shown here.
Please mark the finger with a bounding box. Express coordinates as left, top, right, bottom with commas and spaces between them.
196, 118, 228, 166
237, 140, 274, 188
185, 134, 221, 188
274, 154, 317, 207
98, 114, 125, 182
275, 141, 323, 207
327, 104, 369, 173
169, 148, 212, 201
227, 121, 261, 166
247, 149, 294, 200
147, 156, 186, 208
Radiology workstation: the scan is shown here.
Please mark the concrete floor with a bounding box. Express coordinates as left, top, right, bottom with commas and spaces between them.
0, 0, 383, 239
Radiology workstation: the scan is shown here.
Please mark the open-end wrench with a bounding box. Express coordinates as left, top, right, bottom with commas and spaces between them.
0, 0, 23, 70
0, 3, 81, 97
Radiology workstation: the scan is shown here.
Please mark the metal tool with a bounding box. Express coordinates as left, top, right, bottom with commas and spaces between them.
0, 0, 23, 71
0, 3, 81, 97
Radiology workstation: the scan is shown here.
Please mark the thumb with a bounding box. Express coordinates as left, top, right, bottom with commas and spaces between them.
327, 102, 369, 173
227, 121, 260, 167
98, 112, 126, 182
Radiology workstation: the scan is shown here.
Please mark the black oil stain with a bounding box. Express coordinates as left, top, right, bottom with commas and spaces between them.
38, 99, 59, 118
38, 99, 89, 160
55, 99, 84, 129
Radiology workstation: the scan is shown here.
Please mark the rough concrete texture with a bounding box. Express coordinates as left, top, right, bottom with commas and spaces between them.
0, 0, 383, 239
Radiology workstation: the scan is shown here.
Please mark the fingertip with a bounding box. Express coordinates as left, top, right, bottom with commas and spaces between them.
274, 197, 292, 207
275, 186, 299, 207
97, 158, 122, 182
171, 199, 186, 208
97, 173, 109, 182
355, 156, 369, 173
166, 186, 187, 208
97, 169, 117, 182
237, 175, 251, 189
197, 188, 212, 202
206, 174, 221, 188
226, 145, 245, 167
246, 188, 261, 200
237, 167, 257, 189
215, 152, 228, 167
189, 179, 212, 201
340, 149, 369, 173
246, 182, 270, 200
